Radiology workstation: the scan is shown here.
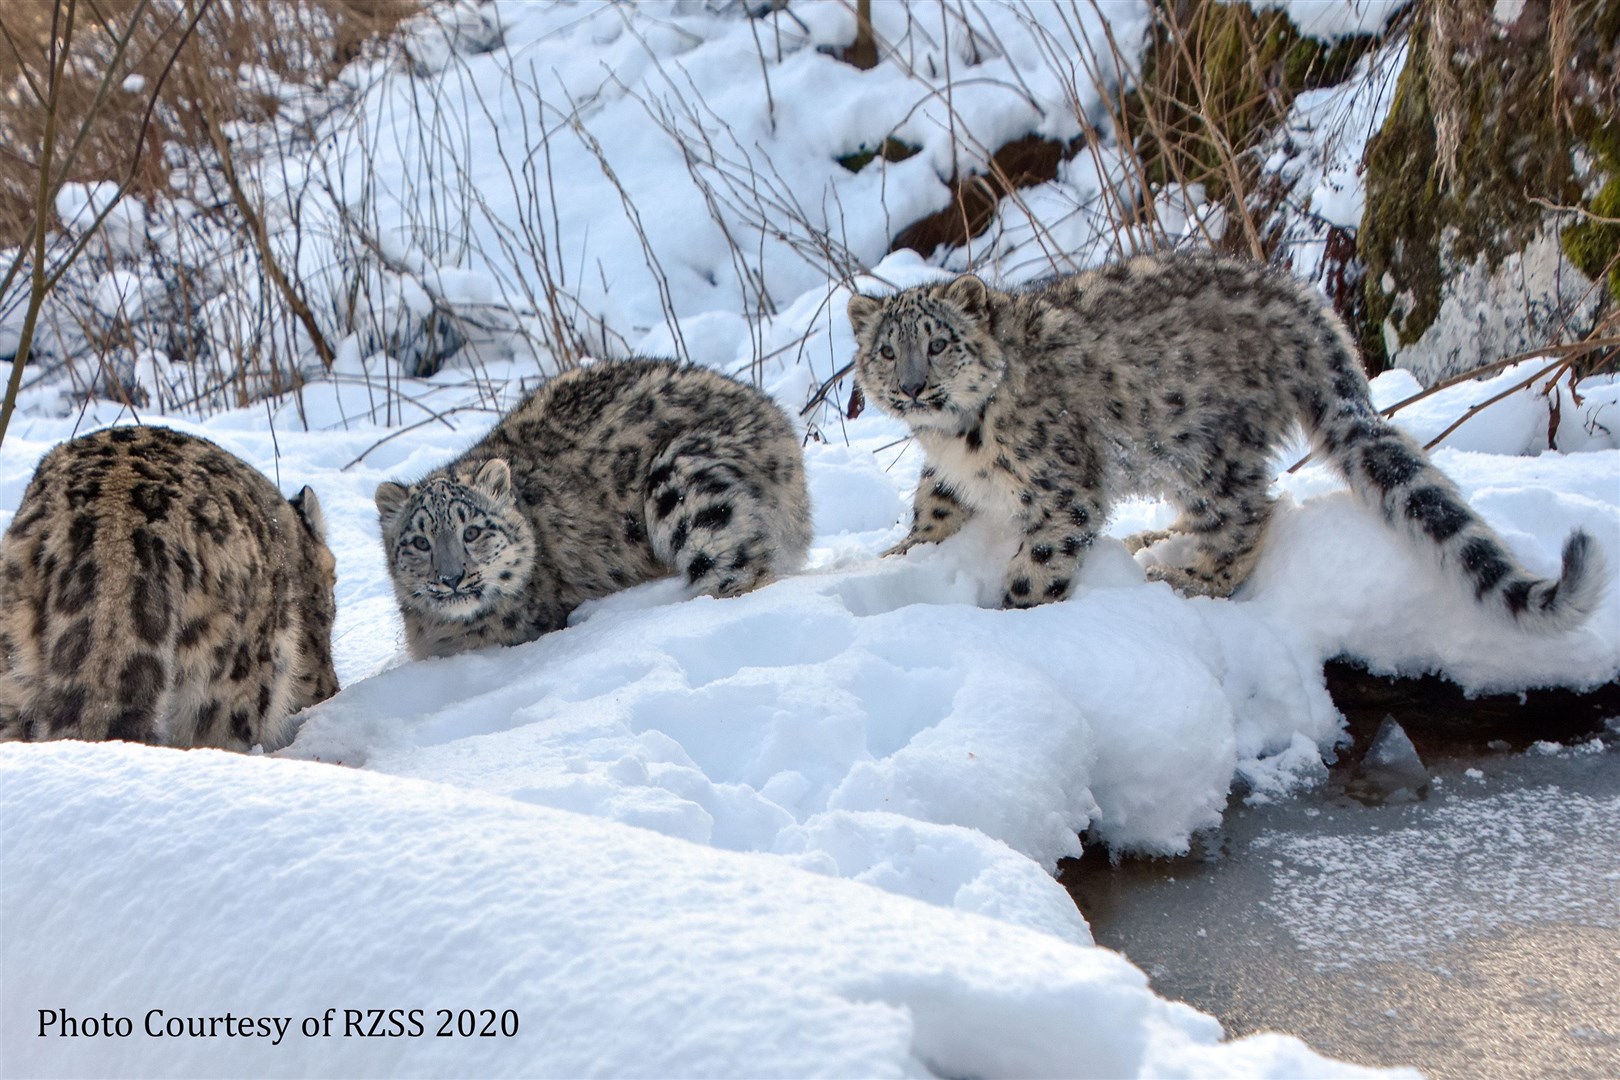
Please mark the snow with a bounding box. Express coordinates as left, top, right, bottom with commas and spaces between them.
2, 1, 1616, 1075
1253, 1, 1404, 39
310, 0, 1152, 354
5, 742, 1402, 1079
1262, 34, 1409, 284
4, 0, 1158, 391
54, 182, 149, 260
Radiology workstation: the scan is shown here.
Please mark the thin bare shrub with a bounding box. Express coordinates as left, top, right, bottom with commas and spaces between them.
0, 0, 414, 444
3, 0, 1605, 459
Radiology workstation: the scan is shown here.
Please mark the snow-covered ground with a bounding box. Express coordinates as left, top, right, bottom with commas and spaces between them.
2, 1, 1616, 1075
5, 741, 1403, 1080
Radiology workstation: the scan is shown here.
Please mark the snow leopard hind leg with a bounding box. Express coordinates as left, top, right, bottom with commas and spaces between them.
1123, 527, 1176, 555
1143, 460, 1278, 599
643, 431, 811, 599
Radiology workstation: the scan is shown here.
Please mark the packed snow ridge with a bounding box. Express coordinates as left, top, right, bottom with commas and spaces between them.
2, 743, 1413, 1078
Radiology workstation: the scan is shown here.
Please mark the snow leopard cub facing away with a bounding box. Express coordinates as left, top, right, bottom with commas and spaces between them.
376, 359, 812, 660
849, 253, 1604, 632
0, 426, 339, 750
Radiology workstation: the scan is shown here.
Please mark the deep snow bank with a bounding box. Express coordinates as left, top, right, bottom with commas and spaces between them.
0, 743, 1400, 1079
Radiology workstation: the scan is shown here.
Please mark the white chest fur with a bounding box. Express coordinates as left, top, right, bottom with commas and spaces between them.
917, 427, 1021, 521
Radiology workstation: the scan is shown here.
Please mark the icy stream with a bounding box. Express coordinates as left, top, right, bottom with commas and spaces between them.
1066, 717, 1620, 1079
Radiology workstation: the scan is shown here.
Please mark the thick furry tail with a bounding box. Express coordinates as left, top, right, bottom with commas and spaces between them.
1318, 403, 1605, 634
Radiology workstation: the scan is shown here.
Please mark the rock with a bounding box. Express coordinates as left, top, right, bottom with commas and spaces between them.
1359, 1, 1619, 382
1352, 716, 1430, 804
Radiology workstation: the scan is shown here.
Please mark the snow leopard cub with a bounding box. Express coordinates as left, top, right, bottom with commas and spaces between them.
376, 359, 812, 659
0, 426, 339, 749
848, 253, 1604, 632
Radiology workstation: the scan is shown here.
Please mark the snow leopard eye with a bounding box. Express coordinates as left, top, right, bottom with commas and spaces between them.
879, 344, 895, 360
411, 536, 430, 552
927, 337, 947, 356
463, 525, 482, 543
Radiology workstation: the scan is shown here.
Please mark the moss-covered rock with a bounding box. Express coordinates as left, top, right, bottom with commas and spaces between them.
1559, 125, 1620, 304
1360, 1, 1619, 380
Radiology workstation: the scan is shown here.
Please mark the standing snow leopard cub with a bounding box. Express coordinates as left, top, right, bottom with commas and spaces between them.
376, 359, 812, 660
0, 426, 339, 749
849, 253, 1604, 632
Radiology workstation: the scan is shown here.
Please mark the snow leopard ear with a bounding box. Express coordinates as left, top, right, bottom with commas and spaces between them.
847, 293, 883, 333
290, 486, 328, 541
472, 458, 513, 504
942, 274, 989, 319
374, 481, 410, 522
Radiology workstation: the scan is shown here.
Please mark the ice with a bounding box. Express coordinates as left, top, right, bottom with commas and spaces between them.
1363, 717, 1424, 778
1258, 781, 1620, 970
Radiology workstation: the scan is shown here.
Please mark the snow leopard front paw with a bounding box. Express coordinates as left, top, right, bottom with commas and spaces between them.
999, 557, 1074, 609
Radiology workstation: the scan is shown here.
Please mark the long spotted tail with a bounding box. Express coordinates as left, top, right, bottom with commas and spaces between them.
1318, 402, 1605, 634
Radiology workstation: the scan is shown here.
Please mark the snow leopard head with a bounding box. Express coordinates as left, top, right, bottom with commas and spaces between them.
375, 459, 536, 621
848, 275, 1007, 429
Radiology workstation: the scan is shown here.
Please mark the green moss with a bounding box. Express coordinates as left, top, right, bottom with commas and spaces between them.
1588, 117, 1620, 167
1358, 18, 1442, 371
1361, 4, 1620, 368
1128, 5, 1290, 200
836, 137, 919, 174
1561, 176, 1620, 303
1558, 118, 1620, 305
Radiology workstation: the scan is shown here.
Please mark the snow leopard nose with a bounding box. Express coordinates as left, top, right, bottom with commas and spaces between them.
432, 533, 466, 587
899, 352, 928, 399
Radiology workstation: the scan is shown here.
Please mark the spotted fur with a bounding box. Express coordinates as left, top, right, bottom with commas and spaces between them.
849, 253, 1605, 632
376, 359, 812, 659
0, 426, 339, 749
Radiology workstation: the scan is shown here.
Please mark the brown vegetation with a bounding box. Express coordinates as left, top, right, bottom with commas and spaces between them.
0, 0, 415, 248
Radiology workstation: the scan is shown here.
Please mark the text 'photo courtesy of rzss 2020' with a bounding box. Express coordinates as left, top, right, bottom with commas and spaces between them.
37, 1008, 520, 1044
849, 252, 1605, 628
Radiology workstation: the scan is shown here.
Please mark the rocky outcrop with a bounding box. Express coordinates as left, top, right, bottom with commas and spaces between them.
1360, 1, 1619, 383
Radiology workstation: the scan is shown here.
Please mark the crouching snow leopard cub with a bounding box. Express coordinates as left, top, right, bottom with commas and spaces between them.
849, 252, 1605, 632
376, 359, 811, 660
0, 426, 340, 749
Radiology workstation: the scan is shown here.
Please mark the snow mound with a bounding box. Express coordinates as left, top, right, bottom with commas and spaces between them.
0, 743, 1401, 1079
285, 508, 1343, 907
